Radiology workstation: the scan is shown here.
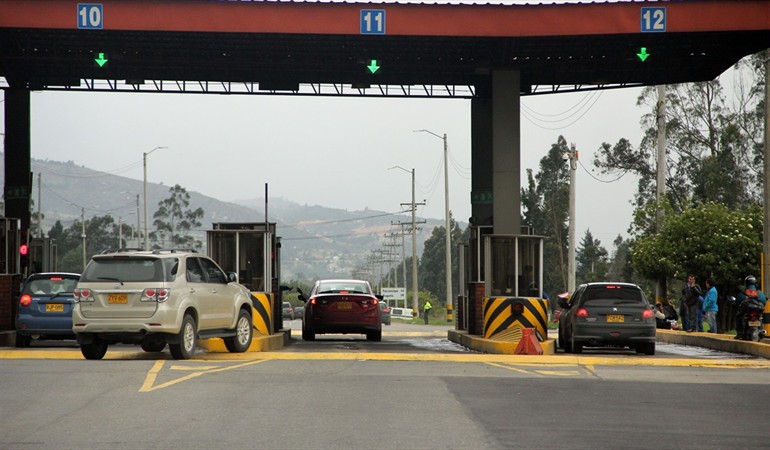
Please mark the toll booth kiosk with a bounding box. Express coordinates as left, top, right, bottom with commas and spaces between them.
206, 222, 282, 333
459, 227, 548, 341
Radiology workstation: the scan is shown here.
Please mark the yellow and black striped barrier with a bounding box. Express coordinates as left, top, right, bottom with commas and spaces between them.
200, 292, 287, 352
483, 296, 549, 340
250, 292, 273, 336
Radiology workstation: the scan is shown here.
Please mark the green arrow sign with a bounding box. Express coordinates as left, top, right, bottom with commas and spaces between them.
636, 47, 650, 62
95, 52, 109, 67
367, 59, 381, 74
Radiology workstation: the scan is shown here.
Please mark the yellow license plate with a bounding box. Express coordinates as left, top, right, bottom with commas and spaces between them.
607, 314, 624, 323
337, 302, 352, 310
45, 303, 64, 312
108, 294, 128, 304
748, 320, 761, 327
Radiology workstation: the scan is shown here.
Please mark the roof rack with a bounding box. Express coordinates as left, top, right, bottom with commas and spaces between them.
100, 247, 144, 254
150, 248, 198, 254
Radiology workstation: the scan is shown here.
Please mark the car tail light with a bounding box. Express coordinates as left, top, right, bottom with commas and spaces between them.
20, 294, 32, 307
73, 288, 93, 303
142, 288, 171, 302
642, 309, 654, 319
309, 298, 317, 305
576, 308, 589, 318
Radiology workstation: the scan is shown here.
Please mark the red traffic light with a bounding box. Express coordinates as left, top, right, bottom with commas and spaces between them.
19, 244, 29, 256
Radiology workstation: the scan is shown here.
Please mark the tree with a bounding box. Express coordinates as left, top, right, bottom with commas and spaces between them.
521, 136, 571, 295
418, 213, 462, 305
152, 184, 204, 249
576, 230, 609, 284
631, 202, 762, 288
594, 56, 765, 213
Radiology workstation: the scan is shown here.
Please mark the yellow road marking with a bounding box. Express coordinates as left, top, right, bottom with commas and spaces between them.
2, 348, 769, 369
139, 359, 268, 393
486, 362, 583, 377
169, 365, 220, 371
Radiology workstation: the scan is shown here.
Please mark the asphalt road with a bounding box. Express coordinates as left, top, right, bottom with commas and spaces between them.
1, 323, 769, 449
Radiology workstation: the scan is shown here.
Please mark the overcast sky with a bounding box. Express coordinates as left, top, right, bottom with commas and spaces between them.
0, 85, 646, 248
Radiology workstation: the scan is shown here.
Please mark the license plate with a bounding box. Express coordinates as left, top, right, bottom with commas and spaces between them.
337, 301, 352, 310
45, 303, 64, 312
748, 320, 761, 327
108, 294, 128, 304
607, 314, 624, 323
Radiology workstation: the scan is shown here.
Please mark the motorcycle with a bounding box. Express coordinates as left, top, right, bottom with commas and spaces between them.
729, 296, 766, 342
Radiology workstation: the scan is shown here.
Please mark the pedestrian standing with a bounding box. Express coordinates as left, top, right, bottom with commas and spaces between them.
702, 278, 718, 333
681, 274, 704, 332
423, 300, 432, 325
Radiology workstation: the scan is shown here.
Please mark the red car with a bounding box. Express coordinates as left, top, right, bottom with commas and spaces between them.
298, 279, 383, 341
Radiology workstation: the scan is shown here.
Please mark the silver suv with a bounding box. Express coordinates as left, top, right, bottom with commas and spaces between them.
73, 249, 253, 360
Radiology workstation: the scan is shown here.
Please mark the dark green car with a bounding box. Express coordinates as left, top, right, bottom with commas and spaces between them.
558, 282, 656, 355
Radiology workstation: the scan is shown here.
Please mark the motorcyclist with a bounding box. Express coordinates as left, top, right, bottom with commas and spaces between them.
734, 275, 767, 339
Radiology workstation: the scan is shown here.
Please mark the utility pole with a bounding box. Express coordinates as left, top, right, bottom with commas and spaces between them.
81, 208, 86, 270
765, 59, 770, 293
567, 143, 577, 294
37, 172, 42, 238
391, 222, 412, 308
656, 85, 668, 302
415, 130, 452, 316
390, 166, 425, 316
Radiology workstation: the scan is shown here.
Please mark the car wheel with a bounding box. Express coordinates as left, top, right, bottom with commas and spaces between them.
15, 334, 31, 348
642, 342, 656, 356
571, 337, 583, 354
140, 340, 166, 352
169, 314, 197, 360
302, 324, 315, 341
367, 330, 382, 342
81, 338, 108, 360
224, 309, 253, 353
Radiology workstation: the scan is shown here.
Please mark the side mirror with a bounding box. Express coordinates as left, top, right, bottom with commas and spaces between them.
227, 272, 238, 283
376, 294, 384, 301
297, 288, 306, 302
558, 297, 570, 309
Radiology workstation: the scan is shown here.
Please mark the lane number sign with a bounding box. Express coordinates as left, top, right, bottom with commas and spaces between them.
641, 7, 665, 33
77, 4, 104, 29
361, 10, 385, 35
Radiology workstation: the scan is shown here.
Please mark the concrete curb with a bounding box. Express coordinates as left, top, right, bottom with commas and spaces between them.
199, 329, 291, 353
0, 331, 15, 347
449, 328, 770, 359
448, 329, 556, 355
656, 329, 770, 359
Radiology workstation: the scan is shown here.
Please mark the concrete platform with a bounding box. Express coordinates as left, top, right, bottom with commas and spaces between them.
448, 328, 770, 358
448, 329, 556, 355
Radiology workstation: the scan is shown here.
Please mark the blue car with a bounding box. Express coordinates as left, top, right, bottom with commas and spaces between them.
15, 272, 80, 347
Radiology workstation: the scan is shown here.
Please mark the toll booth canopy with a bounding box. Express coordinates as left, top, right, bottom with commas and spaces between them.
206, 222, 277, 293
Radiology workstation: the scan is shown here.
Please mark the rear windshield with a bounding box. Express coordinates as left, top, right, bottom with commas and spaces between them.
25, 275, 79, 295
317, 282, 370, 294
80, 257, 178, 283
582, 285, 646, 306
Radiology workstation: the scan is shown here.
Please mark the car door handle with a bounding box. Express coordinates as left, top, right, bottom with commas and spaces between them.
211, 289, 218, 294
189, 288, 195, 293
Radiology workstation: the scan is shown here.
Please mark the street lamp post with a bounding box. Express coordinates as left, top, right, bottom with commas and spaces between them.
143, 146, 167, 250
415, 130, 452, 320
389, 166, 420, 315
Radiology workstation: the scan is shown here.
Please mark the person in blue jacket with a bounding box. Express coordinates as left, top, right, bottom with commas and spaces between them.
701, 278, 718, 333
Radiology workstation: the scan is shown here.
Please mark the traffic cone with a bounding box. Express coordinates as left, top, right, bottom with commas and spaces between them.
514, 328, 543, 355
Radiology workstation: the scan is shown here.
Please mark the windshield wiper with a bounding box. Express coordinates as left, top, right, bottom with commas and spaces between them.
97, 277, 124, 285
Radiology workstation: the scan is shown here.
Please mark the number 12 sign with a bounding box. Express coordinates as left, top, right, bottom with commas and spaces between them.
640, 7, 665, 33
361, 10, 385, 35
